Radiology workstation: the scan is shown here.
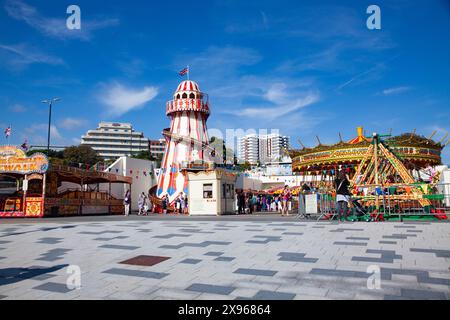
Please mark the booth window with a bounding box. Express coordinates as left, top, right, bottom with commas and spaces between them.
203, 183, 213, 199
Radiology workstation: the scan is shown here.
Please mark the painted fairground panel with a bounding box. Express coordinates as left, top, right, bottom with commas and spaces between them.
0, 146, 49, 218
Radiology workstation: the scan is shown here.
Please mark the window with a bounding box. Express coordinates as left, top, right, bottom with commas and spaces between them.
182, 93, 187, 99
189, 93, 195, 99
203, 183, 213, 199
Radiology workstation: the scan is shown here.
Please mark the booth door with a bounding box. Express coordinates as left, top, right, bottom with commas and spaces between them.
24, 197, 44, 217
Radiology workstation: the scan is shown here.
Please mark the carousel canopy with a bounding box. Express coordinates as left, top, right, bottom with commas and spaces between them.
290, 127, 445, 172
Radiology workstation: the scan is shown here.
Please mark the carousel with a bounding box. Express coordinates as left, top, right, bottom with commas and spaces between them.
290, 127, 449, 221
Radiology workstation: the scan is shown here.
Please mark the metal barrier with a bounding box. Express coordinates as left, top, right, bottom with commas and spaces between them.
297, 183, 450, 221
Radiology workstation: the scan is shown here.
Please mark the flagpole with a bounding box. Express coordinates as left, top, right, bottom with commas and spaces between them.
187, 65, 190, 80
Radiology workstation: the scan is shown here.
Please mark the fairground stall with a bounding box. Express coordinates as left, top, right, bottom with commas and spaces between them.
44, 165, 132, 216
0, 146, 49, 217
290, 128, 449, 221
0, 146, 133, 218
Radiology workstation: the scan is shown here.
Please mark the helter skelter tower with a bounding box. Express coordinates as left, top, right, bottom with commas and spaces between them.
156, 80, 212, 204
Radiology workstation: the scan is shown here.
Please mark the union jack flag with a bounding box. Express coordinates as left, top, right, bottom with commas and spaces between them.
179, 67, 189, 76
4, 126, 11, 139
21, 139, 29, 151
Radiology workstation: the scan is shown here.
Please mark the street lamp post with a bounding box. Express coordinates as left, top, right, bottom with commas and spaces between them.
41, 98, 60, 156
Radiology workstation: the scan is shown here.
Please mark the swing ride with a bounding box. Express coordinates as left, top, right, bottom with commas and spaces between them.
290, 127, 450, 221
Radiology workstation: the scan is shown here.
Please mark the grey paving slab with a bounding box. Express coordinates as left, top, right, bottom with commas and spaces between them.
37, 248, 71, 261
410, 248, 450, 258
180, 259, 202, 264
352, 249, 402, 263
98, 244, 139, 250
159, 241, 231, 249
33, 282, 72, 294
252, 290, 296, 300
214, 256, 235, 262
379, 241, 397, 244
400, 288, 447, 300
383, 234, 417, 239
78, 230, 123, 235
333, 241, 367, 246
102, 268, 169, 279
186, 283, 235, 295
234, 268, 277, 277
153, 234, 191, 239
329, 228, 364, 233
278, 252, 318, 263
204, 251, 224, 256
37, 237, 63, 244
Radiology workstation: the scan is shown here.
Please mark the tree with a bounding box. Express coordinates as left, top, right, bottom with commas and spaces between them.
63, 145, 102, 166
131, 150, 150, 160
209, 136, 235, 164
27, 149, 64, 159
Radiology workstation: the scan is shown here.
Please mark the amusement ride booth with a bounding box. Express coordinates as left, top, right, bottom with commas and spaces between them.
0, 146, 49, 217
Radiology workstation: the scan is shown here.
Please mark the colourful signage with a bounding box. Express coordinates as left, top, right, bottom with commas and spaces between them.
0, 146, 49, 174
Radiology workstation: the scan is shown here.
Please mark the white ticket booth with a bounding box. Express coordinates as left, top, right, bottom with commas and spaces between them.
187, 169, 237, 215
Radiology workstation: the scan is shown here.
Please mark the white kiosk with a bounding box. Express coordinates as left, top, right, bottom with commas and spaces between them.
187, 169, 237, 215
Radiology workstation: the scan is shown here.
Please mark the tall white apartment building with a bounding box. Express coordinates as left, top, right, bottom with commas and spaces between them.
81, 122, 150, 160
238, 133, 290, 165
259, 133, 290, 164
237, 134, 260, 165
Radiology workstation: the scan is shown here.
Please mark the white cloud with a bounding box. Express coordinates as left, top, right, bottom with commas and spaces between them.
264, 83, 289, 104
0, 43, 65, 70
60, 118, 87, 130
382, 86, 411, 96
176, 46, 261, 77
239, 91, 320, 119
9, 104, 26, 113
71, 137, 82, 145
5, 0, 119, 41
24, 124, 63, 146
98, 82, 159, 117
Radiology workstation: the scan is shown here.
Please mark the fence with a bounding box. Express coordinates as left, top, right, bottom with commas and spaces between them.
297, 183, 450, 221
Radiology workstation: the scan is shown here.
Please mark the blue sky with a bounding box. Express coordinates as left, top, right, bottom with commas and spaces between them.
0, 0, 449, 164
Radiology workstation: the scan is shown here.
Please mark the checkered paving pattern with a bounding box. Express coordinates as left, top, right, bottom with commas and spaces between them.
0, 217, 449, 300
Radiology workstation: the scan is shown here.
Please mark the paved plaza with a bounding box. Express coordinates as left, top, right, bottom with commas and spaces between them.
0, 215, 449, 300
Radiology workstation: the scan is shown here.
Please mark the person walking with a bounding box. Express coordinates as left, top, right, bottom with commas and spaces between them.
237, 190, 245, 214
138, 192, 146, 215
123, 189, 131, 216
179, 192, 186, 215
162, 194, 169, 214
335, 170, 351, 222
281, 185, 291, 216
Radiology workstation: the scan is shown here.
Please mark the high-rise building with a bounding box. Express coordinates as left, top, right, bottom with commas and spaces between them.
81, 122, 150, 160
238, 133, 290, 165
237, 134, 259, 165
149, 138, 166, 159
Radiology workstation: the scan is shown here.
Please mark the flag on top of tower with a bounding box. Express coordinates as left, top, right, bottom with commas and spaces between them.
179, 67, 189, 76
4, 126, 11, 139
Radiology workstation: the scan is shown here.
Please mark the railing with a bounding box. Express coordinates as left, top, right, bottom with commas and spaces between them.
166, 99, 210, 115
297, 182, 450, 221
